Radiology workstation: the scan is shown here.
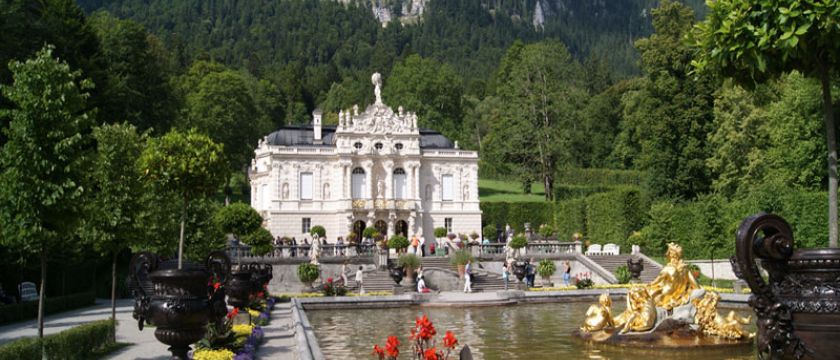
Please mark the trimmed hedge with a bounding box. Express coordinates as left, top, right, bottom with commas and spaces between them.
0, 319, 115, 360
555, 198, 586, 241
585, 189, 642, 251
556, 168, 643, 187
480, 202, 554, 233
553, 184, 614, 201
0, 291, 96, 326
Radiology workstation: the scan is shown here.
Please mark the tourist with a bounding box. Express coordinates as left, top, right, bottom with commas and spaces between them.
291, 237, 298, 257
417, 265, 424, 281
502, 260, 511, 291
429, 242, 436, 256
340, 261, 349, 286
336, 236, 345, 256
417, 275, 431, 293
463, 259, 473, 293
482, 237, 490, 245
355, 266, 365, 294
410, 234, 420, 255
526, 258, 536, 288
419, 235, 426, 257
563, 261, 572, 286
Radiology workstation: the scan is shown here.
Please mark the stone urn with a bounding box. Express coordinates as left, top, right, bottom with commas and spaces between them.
227, 266, 254, 310
513, 260, 528, 282
627, 258, 644, 280
129, 252, 230, 360
389, 265, 404, 285
735, 213, 840, 359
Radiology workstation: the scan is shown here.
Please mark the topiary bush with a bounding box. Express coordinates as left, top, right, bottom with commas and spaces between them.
363, 226, 378, 239
480, 202, 554, 233
0, 319, 116, 360
214, 203, 262, 238
310, 225, 326, 239
388, 235, 409, 251
538, 224, 554, 239
482, 224, 497, 242
537, 259, 556, 278
449, 249, 474, 266
509, 234, 527, 249
0, 292, 95, 326
615, 265, 631, 284
434, 227, 447, 238
297, 263, 320, 286
243, 227, 274, 256
398, 254, 421, 270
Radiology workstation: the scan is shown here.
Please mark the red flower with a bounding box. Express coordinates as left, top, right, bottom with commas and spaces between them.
257, 291, 265, 298
213, 282, 221, 290
385, 336, 400, 357
423, 347, 441, 360
412, 315, 436, 340
327, 277, 334, 283
442, 331, 458, 349
227, 307, 239, 320
371, 344, 385, 359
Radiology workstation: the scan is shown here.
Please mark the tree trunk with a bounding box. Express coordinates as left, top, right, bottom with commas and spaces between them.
224, 176, 232, 206
544, 174, 554, 201
110, 251, 118, 341
178, 197, 187, 269
38, 247, 46, 339
819, 64, 838, 247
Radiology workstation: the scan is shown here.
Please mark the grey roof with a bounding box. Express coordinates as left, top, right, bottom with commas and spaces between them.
265, 125, 454, 149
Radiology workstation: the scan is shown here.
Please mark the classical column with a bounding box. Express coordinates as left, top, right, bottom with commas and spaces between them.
362, 160, 374, 199
384, 160, 394, 200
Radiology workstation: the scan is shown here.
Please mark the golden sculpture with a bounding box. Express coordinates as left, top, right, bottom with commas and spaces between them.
613, 286, 657, 333
580, 293, 614, 332
647, 243, 700, 310
580, 242, 752, 341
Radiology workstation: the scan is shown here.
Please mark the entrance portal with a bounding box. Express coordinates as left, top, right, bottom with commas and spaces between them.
395, 220, 408, 237
353, 220, 366, 238
374, 220, 387, 237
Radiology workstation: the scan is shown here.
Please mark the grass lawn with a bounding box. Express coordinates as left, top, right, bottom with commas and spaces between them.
479, 179, 548, 202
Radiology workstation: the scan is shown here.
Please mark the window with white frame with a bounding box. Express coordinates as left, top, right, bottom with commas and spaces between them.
393, 168, 406, 199
441, 174, 454, 201
299, 172, 313, 200
445, 218, 453, 233
302, 218, 311, 234
352, 167, 366, 199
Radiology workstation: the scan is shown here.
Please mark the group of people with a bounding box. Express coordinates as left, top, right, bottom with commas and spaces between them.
499, 259, 572, 290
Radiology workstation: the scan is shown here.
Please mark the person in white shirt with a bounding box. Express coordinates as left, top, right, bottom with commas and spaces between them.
355, 266, 365, 294
463, 260, 473, 293
419, 235, 426, 257
340, 261, 349, 286
417, 275, 430, 293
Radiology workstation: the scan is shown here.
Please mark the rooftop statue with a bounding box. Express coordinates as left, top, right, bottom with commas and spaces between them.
578, 242, 753, 348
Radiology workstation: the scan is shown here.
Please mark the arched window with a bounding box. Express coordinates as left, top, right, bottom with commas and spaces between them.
395, 143, 404, 150
393, 168, 406, 199
352, 167, 366, 199
374, 142, 383, 150
354, 142, 363, 149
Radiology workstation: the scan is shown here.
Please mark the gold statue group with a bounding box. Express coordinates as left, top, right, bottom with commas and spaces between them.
581, 243, 752, 340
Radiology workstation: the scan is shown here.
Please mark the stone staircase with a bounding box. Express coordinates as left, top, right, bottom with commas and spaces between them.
586, 255, 662, 283
421, 257, 508, 292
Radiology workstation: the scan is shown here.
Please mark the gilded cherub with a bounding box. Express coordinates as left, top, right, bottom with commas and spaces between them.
694, 291, 753, 339
613, 286, 657, 334
580, 293, 615, 332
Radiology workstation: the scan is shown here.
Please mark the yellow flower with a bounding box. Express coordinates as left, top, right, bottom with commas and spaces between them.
193, 349, 234, 360
247, 309, 260, 319
232, 324, 254, 337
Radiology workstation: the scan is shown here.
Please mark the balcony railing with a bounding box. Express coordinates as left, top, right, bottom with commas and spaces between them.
228, 244, 380, 261
351, 199, 415, 210
469, 241, 581, 260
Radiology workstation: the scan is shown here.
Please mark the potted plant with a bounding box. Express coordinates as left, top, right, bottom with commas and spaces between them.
398, 253, 421, 283
310, 225, 326, 240
538, 224, 554, 240
363, 226, 378, 242
133, 129, 229, 359
388, 235, 409, 253
297, 263, 320, 289
537, 259, 556, 286
469, 231, 480, 244
450, 249, 473, 279
509, 234, 528, 258
614, 265, 631, 284
482, 225, 497, 243
346, 232, 357, 245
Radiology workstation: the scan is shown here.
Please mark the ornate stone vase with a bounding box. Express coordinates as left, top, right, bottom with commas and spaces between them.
129, 252, 230, 360
513, 261, 528, 282
226, 267, 254, 309
627, 258, 644, 280
735, 213, 840, 359
389, 265, 404, 285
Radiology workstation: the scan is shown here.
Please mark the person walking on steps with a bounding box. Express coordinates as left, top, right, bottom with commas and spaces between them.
503, 260, 511, 291
563, 261, 571, 287
355, 266, 365, 294
464, 259, 473, 293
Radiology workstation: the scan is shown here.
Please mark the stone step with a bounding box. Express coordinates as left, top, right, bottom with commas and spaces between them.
586, 255, 662, 283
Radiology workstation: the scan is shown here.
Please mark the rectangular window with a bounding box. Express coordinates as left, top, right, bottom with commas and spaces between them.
445, 218, 453, 233
441, 174, 454, 201
300, 172, 313, 200
302, 218, 311, 234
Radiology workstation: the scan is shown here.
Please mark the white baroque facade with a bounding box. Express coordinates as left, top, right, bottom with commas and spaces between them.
249, 73, 481, 244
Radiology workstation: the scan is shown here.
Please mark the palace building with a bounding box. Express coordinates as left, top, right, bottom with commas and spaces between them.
249, 73, 481, 244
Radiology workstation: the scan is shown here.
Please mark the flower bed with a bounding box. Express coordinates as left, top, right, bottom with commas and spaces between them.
372, 314, 461, 360
274, 291, 393, 300
529, 284, 749, 294
191, 296, 277, 360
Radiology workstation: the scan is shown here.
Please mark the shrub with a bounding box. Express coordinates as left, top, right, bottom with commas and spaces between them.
449, 249, 474, 266
321, 278, 347, 297
615, 265, 631, 284
362, 226, 378, 239
346, 232, 357, 244
398, 254, 421, 270
537, 259, 556, 278
585, 188, 642, 251
297, 263, 320, 285
556, 168, 644, 187
434, 227, 447, 238
0, 291, 95, 326
553, 184, 613, 200
575, 278, 594, 289
388, 235, 409, 251
469, 231, 480, 241
214, 203, 262, 238
310, 225, 326, 238
509, 234, 527, 249
482, 224, 497, 241
480, 202, 554, 233
538, 224, 554, 238
243, 227, 274, 256
0, 319, 116, 360
555, 197, 586, 241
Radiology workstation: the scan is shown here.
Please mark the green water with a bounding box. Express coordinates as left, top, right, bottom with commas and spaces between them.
307, 302, 756, 360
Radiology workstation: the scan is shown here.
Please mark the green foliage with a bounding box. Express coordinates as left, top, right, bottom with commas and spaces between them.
243, 227, 273, 256
482, 225, 497, 242
309, 225, 326, 239
477, 178, 547, 202
397, 254, 420, 270
321, 279, 347, 297
555, 168, 644, 187
0, 292, 95, 326
434, 227, 447, 238
615, 265, 631, 284
480, 202, 555, 234
449, 249, 474, 266
538, 224, 555, 239
214, 203, 262, 238
537, 259, 557, 278
0, 319, 115, 360
137, 196, 226, 261
297, 263, 320, 285
362, 227, 378, 239
388, 236, 409, 251
575, 278, 594, 289
555, 198, 587, 241
585, 189, 643, 250
509, 234, 528, 249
